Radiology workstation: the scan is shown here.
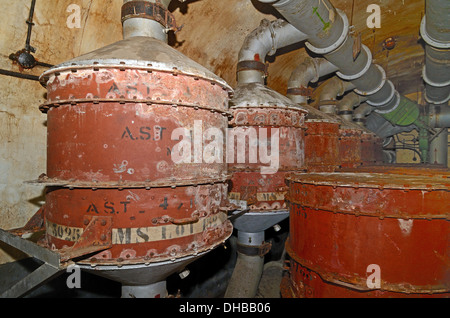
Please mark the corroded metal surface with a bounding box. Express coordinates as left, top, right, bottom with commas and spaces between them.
284, 172, 450, 298
39, 64, 230, 185
44, 185, 232, 263
340, 163, 450, 177
35, 36, 234, 268
304, 121, 340, 172
228, 171, 289, 211
338, 128, 363, 169
44, 102, 228, 184
227, 83, 307, 212
227, 126, 306, 173
40, 37, 233, 92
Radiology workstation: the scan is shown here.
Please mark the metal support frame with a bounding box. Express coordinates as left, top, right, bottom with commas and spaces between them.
0, 229, 64, 298
0, 208, 113, 298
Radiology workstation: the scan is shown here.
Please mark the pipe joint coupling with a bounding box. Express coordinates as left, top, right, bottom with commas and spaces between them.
121, 0, 182, 33
374, 91, 401, 114
336, 45, 372, 81
367, 80, 395, 107
420, 16, 450, 49
305, 9, 349, 55
354, 64, 387, 96
237, 241, 272, 258
422, 65, 450, 88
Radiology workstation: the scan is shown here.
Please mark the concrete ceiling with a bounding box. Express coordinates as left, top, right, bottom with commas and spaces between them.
169, 0, 426, 99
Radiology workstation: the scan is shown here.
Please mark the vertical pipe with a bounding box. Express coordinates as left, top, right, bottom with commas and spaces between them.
429, 129, 448, 165
122, 281, 168, 298
224, 231, 266, 298
122, 0, 169, 42
337, 92, 368, 122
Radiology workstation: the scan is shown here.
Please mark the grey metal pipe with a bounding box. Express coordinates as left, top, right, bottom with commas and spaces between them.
224, 231, 265, 298
337, 92, 368, 122
318, 76, 355, 114
428, 105, 450, 128
353, 102, 374, 127
258, 0, 346, 51
258, 0, 400, 114
123, 0, 171, 42
237, 19, 308, 85
420, 0, 450, 105
421, 0, 450, 45
287, 56, 339, 104
429, 129, 448, 165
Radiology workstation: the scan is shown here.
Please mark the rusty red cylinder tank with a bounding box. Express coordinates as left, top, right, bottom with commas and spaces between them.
37, 36, 234, 265
301, 105, 341, 172
282, 172, 450, 298
227, 83, 307, 211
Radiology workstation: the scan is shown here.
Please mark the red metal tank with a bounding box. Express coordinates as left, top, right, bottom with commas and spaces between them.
282, 172, 450, 298
227, 83, 307, 211
302, 105, 341, 172
36, 36, 234, 269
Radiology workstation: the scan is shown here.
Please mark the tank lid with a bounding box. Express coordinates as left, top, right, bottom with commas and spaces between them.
40, 36, 233, 93
298, 104, 340, 124
286, 172, 450, 191
230, 83, 307, 114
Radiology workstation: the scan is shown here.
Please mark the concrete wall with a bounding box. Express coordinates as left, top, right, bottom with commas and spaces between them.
0, 0, 121, 264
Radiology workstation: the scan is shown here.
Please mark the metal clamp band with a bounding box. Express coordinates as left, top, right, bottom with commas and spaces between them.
237, 241, 272, 258
121, 0, 182, 33
287, 87, 313, 97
